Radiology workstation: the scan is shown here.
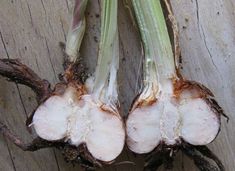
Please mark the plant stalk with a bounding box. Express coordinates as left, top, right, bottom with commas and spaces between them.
92, 0, 119, 105
66, 0, 88, 62
132, 0, 176, 91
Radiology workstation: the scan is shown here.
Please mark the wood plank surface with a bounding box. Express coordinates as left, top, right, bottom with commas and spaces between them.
0, 0, 234, 170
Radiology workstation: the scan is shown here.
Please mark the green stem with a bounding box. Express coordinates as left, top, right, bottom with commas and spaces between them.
65, 0, 88, 62
92, 0, 119, 104
132, 0, 175, 87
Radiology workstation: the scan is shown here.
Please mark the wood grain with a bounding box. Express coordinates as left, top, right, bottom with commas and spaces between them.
0, 0, 234, 170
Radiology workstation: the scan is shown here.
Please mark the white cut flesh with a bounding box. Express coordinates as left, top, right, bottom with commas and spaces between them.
33, 86, 125, 162
33, 95, 70, 140
126, 82, 220, 154
126, 103, 161, 153
180, 98, 220, 145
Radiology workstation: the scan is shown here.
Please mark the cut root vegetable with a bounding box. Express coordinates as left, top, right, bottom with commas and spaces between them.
127, 80, 221, 151
33, 84, 124, 162
0, 0, 124, 169
126, 0, 227, 170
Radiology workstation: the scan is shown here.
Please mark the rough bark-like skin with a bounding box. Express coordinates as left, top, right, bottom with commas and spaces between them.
144, 143, 177, 171
0, 56, 104, 169
59, 42, 88, 84
0, 120, 101, 169
174, 78, 229, 121
0, 59, 51, 102
144, 142, 225, 171
182, 143, 225, 171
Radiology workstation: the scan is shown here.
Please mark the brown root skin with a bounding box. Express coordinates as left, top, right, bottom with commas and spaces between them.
59, 42, 88, 84
132, 96, 157, 111
182, 143, 225, 171
0, 59, 51, 102
63, 62, 87, 84
144, 143, 177, 171
173, 78, 229, 121
173, 79, 214, 99
0, 122, 102, 169
1, 116, 102, 169
51, 82, 87, 98
100, 104, 121, 117
144, 142, 225, 171
0, 54, 105, 169
194, 146, 225, 171
0, 122, 56, 151
128, 90, 158, 114
205, 97, 229, 122
51, 82, 68, 96
61, 143, 103, 169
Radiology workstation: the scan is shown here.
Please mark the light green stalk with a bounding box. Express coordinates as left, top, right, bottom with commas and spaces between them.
66, 0, 88, 62
92, 0, 119, 105
132, 0, 175, 90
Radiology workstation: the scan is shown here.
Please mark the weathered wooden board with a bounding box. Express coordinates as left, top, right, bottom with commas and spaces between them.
0, 0, 234, 171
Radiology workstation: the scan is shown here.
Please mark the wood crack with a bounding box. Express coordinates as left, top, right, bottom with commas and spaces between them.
60, 17, 67, 41
40, 0, 46, 15
195, 0, 201, 39
48, 20, 55, 36
0, 31, 10, 58
200, 25, 218, 71
53, 150, 61, 171
35, 57, 41, 72
26, 2, 34, 27
194, 0, 223, 81
5, 140, 17, 171
65, 0, 69, 11
44, 38, 57, 81
15, 85, 28, 118
0, 30, 17, 171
